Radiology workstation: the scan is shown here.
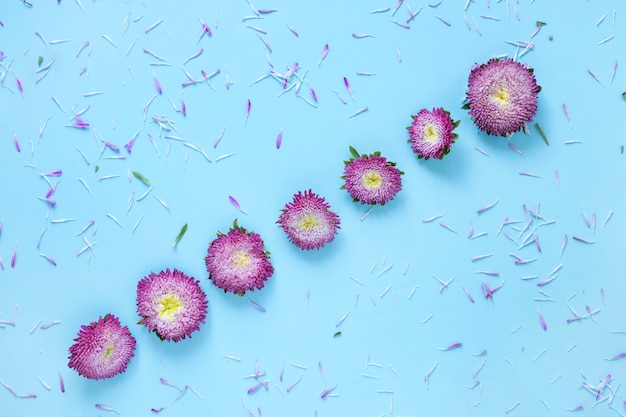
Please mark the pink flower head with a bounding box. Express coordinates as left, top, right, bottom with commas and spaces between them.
466, 58, 540, 136
407, 107, 459, 160
68, 314, 136, 380
137, 269, 208, 342
205, 220, 274, 295
342, 147, 403, 205
277, 189, 340, 250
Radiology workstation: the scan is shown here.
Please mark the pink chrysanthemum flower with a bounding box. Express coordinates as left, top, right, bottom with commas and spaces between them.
205, 220, 274, 295
68, 314, 136, 380
277, 189, 340, 250
408, 108, 459, 160
137, 269, 208, 342
465, 58, 541, 136
341, 147, 403, 205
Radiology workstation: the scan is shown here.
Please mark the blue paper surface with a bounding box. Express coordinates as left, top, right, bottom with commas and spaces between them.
1, 1, 625, 416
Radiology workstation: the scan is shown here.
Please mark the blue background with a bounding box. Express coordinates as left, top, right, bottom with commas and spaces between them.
1, 0, 625, 416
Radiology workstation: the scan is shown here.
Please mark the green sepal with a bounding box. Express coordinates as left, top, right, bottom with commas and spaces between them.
349, 146, 360, 159
230, 218, 246, 232
172, 223, 188, 247
536, 21, 547, 26
132, 171, 151, 186
534, 123, 549, 146
38, 56, 43, 67
461, 102, 470, 110
452, 119, 461, 129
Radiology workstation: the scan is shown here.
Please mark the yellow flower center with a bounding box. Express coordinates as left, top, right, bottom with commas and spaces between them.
423, 124, 439, 144
231, 251, 251, 268
158, 293, 183, 321
492, 84, 510, 105
298, 213, 320, 231
362, 170, 382, 189
103, 343, 114, 360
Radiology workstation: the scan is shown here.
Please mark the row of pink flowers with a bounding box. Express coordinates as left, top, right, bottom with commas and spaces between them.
68, 57, 540, 380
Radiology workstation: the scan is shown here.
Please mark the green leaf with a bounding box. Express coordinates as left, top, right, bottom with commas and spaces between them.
172, 223, 188, 247
333, 331, 342, 338
349, 146, 360, 159
534, 123, 549, 146
132, 171, 151, 186
95, 165, 99, 173
38, 56, 43, 67
461, 102, 470, 110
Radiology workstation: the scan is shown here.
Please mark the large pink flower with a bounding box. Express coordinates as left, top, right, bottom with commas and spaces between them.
205, 220, 274, 295
137, 269, 208, 342
466, 58, 540, 136
277, 190, 340, 250
407, 108, 459, 160
342, 147, 403, 205
68, 314, 136, 380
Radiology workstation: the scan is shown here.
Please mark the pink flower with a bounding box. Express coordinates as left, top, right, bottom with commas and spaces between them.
205, 220, 274, 295
407, 108, 459, 160
137, 269, 208, 342
342, 147, 403, 205
68, 314, 136, 380
466, 58, 540, 136
277, 190, 340, 250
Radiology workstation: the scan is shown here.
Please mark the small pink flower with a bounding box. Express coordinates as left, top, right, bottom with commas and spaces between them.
68, 314, 136, 380
407, 108, 459, 160
205, 220, 274, 295
277, 190, 340, 250
342, 147, 403, 205
466, 58, 541, 136
137, 269, 208, 342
